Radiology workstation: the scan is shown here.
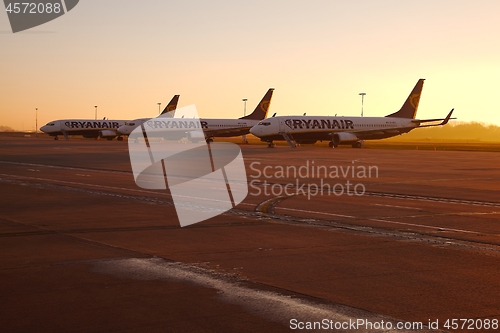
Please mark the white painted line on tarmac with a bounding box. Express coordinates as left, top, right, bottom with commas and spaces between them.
456, 211, 500, 216
275, 207, 355, 219
369, 218, 477, 234
372, 203, 421, 210
379, 177, 492, 185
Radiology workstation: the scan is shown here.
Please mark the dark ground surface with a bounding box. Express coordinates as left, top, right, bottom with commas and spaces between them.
1, 137, 499, 332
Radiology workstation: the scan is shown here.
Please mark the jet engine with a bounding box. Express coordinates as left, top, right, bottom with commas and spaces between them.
332, 132, 358, 146
187, 130, 205, 143
100, 130, 117, 139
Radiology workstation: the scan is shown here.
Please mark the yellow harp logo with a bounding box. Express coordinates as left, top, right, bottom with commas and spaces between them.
410, 94, 420, 109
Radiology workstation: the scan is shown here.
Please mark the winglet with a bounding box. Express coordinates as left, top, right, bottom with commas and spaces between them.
160, 95, 180, 117
239, 88, 274, 120
441, 108, 454, 125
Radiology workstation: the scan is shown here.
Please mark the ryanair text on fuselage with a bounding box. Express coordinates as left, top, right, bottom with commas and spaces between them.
285, 118, 355, 130
144, 120, 202, 130
64, 121, 121, 129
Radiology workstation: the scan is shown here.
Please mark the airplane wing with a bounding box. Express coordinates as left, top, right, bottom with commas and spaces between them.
332, 127, 406, 139
346, 109, 455, 139
411, 109, 455, 127
203, 126, 252, 137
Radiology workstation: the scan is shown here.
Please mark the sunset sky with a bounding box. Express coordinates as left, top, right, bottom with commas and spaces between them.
1, 0, 499, 131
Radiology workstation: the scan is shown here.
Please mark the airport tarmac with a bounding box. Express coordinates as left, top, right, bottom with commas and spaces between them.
1, 137, 499, 332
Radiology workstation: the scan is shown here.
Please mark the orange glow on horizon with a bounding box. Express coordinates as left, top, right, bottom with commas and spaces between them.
1, 1, 499, 130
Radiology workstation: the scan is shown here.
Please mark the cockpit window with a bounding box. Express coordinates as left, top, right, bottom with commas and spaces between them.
129, 123, 135, 126
258, 121, 271, 126
45, 123, 55, 126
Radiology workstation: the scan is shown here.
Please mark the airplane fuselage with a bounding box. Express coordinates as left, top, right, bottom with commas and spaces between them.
40, 119, 129, 138
118, 118, 261, 138
250, 116, 418, 144
200, 118, 260, 137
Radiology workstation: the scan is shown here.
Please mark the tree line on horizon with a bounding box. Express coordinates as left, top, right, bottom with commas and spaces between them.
387, 121, 500, 142
0, 126, 15, 132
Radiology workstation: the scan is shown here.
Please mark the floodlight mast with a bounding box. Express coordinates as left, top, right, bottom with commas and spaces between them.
242, 98, 247, 116
359, 92, 366, 117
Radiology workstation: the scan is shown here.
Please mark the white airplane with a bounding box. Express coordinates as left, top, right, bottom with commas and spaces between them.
40, 95, 179, 140
118, 88, 274, 142
249, 79, 454, 148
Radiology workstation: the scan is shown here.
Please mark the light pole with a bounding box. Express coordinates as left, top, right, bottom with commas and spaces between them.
359, 93, 366, 117
35, 108, 38, 138
242, 98, 248, 143
94, 105, 98, 120
242, 98, 247, 116
158, 102, 161, 114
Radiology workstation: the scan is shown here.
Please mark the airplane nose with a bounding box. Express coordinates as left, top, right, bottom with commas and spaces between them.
40, 126, 47, 133
118, 127, 128, 134
249, 125, 262, 136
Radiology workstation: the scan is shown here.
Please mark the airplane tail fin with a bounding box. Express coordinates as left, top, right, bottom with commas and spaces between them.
160, 95, 180, 117
386, 79, 425, 119
239, 88, 274, 120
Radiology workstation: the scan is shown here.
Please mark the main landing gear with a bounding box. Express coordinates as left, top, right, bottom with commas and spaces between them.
351, 141, 364, 148
267, 141, 275, 148
328, 141, 338, 148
